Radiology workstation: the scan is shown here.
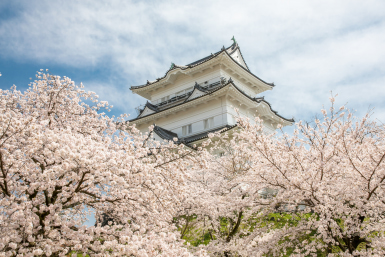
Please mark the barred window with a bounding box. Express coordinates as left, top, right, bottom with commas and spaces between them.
182, 124, 192, 136
204, 117, 214, 130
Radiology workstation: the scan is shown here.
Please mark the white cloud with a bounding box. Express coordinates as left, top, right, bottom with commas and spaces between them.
82, 79, 143, 118
0, 0, 384, 121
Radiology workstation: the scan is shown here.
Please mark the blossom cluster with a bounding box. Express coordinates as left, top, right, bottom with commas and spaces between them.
0, 73, 205, 256
179, 101, 385, 256
2, 72, 385, 256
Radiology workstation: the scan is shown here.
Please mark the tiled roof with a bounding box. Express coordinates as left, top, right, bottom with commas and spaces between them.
186, 44, 234, 66
145, 101, 158, 111
183, 125, 237, 144
153, 126, 179, 141
130, 43, 274, 90
152, 124, 238, 147
193, 81, 212, 93
130, 81, 230, 122
129, 80, 294, 123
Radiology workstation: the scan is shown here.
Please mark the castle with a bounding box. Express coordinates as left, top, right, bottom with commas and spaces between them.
129, 38, 293, 147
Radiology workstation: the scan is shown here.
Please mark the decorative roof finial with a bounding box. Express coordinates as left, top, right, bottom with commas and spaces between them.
221, 45, 225, 51
231, 36, 237, 45
170, 62, 175, 70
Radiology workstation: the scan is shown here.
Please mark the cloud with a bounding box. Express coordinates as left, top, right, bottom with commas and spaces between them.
82, 79, 142, 118
0, 0, 384, 121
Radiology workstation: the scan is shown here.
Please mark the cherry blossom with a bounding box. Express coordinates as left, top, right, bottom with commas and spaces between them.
2, 72, 385, 256
180, 100, 385, 256
0, 73, 206, 256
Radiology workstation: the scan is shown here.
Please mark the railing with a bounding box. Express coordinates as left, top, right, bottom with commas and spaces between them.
202, 81, 221, 90
156, 92, 192, 108
135, 79, 227, 115
154, 81, 223, 107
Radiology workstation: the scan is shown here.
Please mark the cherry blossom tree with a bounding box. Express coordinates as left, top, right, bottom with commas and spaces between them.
3, 72, 384, 257
0, 72, 206, 257
180, 99, 385, 256
174, 131, 259, 255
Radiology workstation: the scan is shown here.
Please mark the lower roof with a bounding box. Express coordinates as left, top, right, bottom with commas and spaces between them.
153, 124, 238, 148
129, 80, 294, 124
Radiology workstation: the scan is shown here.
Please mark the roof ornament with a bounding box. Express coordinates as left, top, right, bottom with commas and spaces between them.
221, 45, 225, 51
195, 81, 199, 87
231, 36, 237, 45
146, 80, 150, 85
170, 62, 175, 70
228, 77, 233, 83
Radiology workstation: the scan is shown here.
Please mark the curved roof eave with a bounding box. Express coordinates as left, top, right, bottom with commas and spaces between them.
152, 124, 238, 149
184, 124, 238, 144
129, 81, 293, 124
130, 44, 274, 92
153, 125, 179, 141
226, 81, 293, 123
257, 99, 294, 123
129, 81, 231, 123
137, 101, 159, 117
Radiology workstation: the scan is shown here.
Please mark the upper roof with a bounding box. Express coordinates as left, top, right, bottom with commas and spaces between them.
185, 43, 249, 69
130, 41, 274, 96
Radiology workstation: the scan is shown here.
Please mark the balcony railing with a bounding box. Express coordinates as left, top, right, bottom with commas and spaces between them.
135, 79, 226, 116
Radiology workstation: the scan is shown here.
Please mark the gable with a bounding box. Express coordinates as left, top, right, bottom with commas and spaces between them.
185, 88, 207, 101
138, 106, 156, 118
229, 48, 248, 70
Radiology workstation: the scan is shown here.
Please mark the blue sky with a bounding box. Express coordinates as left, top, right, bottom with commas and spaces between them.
1, 0, 385, 129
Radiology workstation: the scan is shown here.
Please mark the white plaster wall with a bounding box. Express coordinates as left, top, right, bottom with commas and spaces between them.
135, 93, 279, 140
137, 97, 228, 138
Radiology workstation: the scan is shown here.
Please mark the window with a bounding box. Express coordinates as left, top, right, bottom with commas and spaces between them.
204, 117, 214, 130
182, 124, 192, 136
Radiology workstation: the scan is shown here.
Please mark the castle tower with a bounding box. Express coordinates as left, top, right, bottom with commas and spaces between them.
129, 38, 293, 147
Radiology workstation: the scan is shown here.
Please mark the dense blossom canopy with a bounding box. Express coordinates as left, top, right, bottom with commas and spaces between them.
0, 72, 206, 256
1, 73, 385, 256
180, 100, 385, 256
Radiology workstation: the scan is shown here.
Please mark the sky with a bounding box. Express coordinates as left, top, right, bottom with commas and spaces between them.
1, 0, 385, 129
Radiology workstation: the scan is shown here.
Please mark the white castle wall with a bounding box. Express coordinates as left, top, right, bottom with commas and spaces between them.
132, 54, 284, 141
136, 96, 229, 138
